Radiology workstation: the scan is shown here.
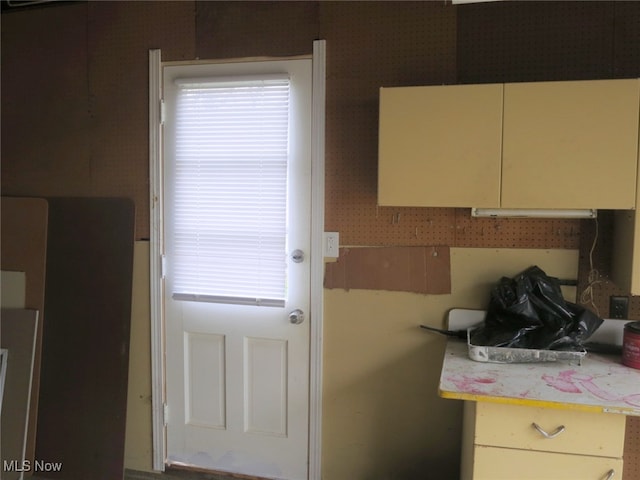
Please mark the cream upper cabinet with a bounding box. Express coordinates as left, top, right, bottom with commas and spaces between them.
379, 79, 640, 210
378, 84, 503, 208
612, 188, 640, 295
502, 79, 640, 209
610, 80, 640, 295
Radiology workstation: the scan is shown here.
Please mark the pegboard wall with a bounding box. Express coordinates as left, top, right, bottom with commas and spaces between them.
577, 211, 640, 320
329, 205, 583, 249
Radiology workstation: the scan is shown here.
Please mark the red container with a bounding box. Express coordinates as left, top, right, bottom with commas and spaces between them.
622, 321, 640, 369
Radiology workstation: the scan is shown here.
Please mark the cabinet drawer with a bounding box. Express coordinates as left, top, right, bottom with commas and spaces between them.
472, 445, 623, 480
473, 402, 625, 457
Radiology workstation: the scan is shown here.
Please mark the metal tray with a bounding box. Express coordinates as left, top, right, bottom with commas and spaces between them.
467, 328, 587, 365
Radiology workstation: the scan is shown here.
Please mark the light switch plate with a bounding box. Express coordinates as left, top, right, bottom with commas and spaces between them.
323, 232, 339, 258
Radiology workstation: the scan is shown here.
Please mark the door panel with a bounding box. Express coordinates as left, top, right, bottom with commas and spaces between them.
245, 337, 288, 436
184, 332, 226, 428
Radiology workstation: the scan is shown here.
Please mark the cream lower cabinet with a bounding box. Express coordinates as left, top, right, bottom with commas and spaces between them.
471, 447, 622, 480
461, 402, 626, 480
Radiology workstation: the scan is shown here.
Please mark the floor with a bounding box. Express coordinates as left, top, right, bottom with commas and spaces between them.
125, 468, 265, 480
32, 468, 257, 480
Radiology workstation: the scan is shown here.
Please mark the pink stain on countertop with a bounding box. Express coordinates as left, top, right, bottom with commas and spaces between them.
542, 370, 581, 394
446, 374, 498, 395
543, 369, 640, 407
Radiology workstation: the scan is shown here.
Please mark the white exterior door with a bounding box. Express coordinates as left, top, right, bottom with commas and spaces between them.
162, 58, 312, 480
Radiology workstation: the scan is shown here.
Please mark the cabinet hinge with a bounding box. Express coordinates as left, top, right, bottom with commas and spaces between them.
160, 255, 167, 279
160, 99, 166, 125
163, 403, 169, 426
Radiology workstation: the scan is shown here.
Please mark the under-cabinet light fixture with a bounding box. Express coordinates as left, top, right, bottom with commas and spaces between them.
452, 0, 501, 4
471, 208, 597, 219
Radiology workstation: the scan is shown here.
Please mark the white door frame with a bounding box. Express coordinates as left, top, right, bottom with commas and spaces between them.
148, 40, 326, 479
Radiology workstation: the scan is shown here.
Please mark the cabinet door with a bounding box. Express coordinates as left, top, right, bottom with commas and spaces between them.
473, 446, 623, 480
612, 209, 640, 295
502, 79, 640, 209
378, 84, 503, 207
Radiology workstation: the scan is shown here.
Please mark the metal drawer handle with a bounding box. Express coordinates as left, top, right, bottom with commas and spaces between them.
603, 469, 615, 480
531, 422, 565, 439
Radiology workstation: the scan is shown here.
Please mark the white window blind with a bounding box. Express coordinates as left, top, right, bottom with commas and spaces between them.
171, 75, 290, 307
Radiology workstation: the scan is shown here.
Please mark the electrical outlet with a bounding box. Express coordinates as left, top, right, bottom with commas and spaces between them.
323, 232, 339, 258
609, 296, 629, 319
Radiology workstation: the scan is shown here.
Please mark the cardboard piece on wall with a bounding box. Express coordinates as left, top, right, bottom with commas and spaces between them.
324, 246, 451, 294
1, 309, 39, 480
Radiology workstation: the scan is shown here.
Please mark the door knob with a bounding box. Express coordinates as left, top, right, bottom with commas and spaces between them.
291, 249, 304, 263
289, 309, 305, 325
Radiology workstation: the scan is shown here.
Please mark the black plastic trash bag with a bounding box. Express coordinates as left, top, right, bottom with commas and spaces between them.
470, 266, 603, 351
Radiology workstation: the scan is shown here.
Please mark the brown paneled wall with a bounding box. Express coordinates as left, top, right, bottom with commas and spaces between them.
458, 1, 623, 83
1, 1, 197, 240
2, 1, 639, 477
195, 1, 319, 59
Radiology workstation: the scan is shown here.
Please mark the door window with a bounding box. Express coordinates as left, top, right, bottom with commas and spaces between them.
171, 76, 291, 307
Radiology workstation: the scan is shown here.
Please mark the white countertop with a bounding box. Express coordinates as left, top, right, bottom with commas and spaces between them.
438, 309, 640, 415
